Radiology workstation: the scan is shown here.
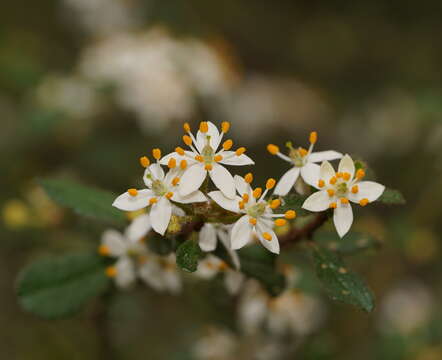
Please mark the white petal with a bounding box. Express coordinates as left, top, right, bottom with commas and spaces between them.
319, 161, 336, 183
333, 202, 353, 238
199, 223, 218, 251
300, 163, 321, 187
101, 230, 126, 256
308, 150, 343, 163
256, 224, 280, 254
234, 175, 251, 196
115, 257, 136, 288
164, 167, 181, 185
349, 181, 385, 203
224, 271, 244, 295
218, 152, 255, 166
149, 196, 172, 235
163, 269, 182, 294
139, 261, 166, 292
159, 152, 178, 166
124, 214, 151, 242
217, 228, 241, 270
172, 190, 207, 204
143, 168, 153, 188
208, 191, 241, 213
196, 121, 220, 152
149, 163, 165, 181
231, 215, 253, 250
172, 205, 186, 216
274, 167, 300, 196
178, 163, 207, 196
112, 189, 153, 212
209, 163, 236, 199
302, 190, 331, 212
338, 154, 355, 179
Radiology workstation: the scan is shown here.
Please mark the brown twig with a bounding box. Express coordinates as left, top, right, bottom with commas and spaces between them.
279, 212, 329, 248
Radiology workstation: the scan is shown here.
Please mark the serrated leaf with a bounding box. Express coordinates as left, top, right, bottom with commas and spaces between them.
280, 194, 309, 216
314, 231, 380, 255
17, 253, 111, 319
379, 188, 406, 205
39, 178, 127, 226
311, 246, 375, 312
176, 239, 202, 272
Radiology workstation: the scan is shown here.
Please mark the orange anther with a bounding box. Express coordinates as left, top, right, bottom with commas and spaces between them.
223, 139, 233, 150
175, 147, 185, 156
253, 187, 262, 198
214, 155, 223, 162
236, 147, 246, 156
105, 266, 117, 278
128, 189, 138, 197
180, 160, 187, 169
249, 217, 257, 225
244, 173, 253, 183
351, 185, 359, 194
327, 189, 335, 197
329, 176, 337, 185
262, 232, 272, 241
285, 210, 296, 219
183, 135, 192, 146
309, 131, 318, 144
221, 121, 230, 133
183, 122, 191, 132
199, 122, 209, 133
149, 198, 158, 205
340, 197, 349, 204
205, 164, 213, 171
267, 144, 279, 155
152, 148, 161, 160
168, 158, 177, 169
98, 245, 110, 256
359, 198, 369, 207
274, 219, 287, 226
318, 179, 325, 188
270, 199, 281, 209
139, 156, 150, 168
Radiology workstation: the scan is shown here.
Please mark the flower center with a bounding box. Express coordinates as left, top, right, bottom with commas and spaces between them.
247, 202, 267, 218
335, 181, 348, 197
151, 180, 168, 196
287, 142, 308, 167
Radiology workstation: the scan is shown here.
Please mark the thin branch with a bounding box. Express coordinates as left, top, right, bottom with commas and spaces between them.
279, 213, 329, 248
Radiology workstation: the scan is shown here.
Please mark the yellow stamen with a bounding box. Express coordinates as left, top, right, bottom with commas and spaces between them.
205, 164, 213, 171
244, 173, 253, 183
105, 266, 117, 278
270, 199, 281, 209
183, 122, 191, 132
195, 155, 204, 162
223, 139, 233, 150
139, 156, 150, 168
236, 147, 246, 156
356, 169, 365, 180
262, 232, 272, 241
266, 178, 276, 189
336, 172, 343, 178
199, 121, 209, 133
327, 189, 335, 197
152, 148, 161, 160
149, 197, 158, 205
329, 202, 337, 209
298, 147, 308, 157
274, 219, 287, 226
221, 121, 230, 133
359, 198, 369, 207
172, 177, 180, 186
285, 210, 296, 219
238, 201, 245, 210
253, 187, 262, 198
242, 193, 249, 202
309, 131, 318, 144
180, 160, 187, 169
329, 176, 337, 185
98, 245, 110, 256
183, 135, 192, 146
318, 179, 325, 188
340, 197, 349, 204
214, 154, 223, 162
175, 147, 185, 156
351, 185, 359, 194
128, 188, 138, 197
167, 158, 176, 169
343, 172, 351, 181
165, 192, 174, 199
267, 144, 279, 155
249, 217, 257, 225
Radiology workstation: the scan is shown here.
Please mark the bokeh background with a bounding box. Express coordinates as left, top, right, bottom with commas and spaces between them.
1, 1, 442, 359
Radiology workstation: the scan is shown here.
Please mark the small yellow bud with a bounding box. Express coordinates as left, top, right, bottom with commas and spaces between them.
267, 144, 279, 155
139, 156, 150, 168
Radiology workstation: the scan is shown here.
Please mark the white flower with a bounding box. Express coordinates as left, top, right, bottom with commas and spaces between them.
113, 150, 207, 235
268, 132, 342, 195
193, 327, 238, 360
160, 121, 254, 199
208, 174, 296, 254
98, 214, 151, 288
302, 154, 385, 238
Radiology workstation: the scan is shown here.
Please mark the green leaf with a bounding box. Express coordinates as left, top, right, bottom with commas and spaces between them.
176, 238, 202, 272
237, 245, 286, 296
280, 194, 309, 216
379, 188, 406, 205
314, 231, 380, 255
39, 178, 127, 226
17, 253, 111, 319
311, 246, 375, 312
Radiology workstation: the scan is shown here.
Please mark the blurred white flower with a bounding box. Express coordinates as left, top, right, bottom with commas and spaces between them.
378, 279, 434, 335
193, 327, 238, 360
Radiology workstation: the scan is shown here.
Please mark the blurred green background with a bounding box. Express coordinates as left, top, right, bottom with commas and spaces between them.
1, 1, 442, 359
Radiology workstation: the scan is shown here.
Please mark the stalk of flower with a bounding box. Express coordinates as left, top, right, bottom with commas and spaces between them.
160, 121, 254, 199
267, 132, 342, 195
112, 149, 207, 235
302, 154, 385, 238
208, 174, 296, 254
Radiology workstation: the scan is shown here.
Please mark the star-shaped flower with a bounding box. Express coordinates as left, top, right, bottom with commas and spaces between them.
160, 121, 254, 199
302, 154, 385, 237
268, 131, 342, 195
208, 174, 296, 254
113, 150, 207, 235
